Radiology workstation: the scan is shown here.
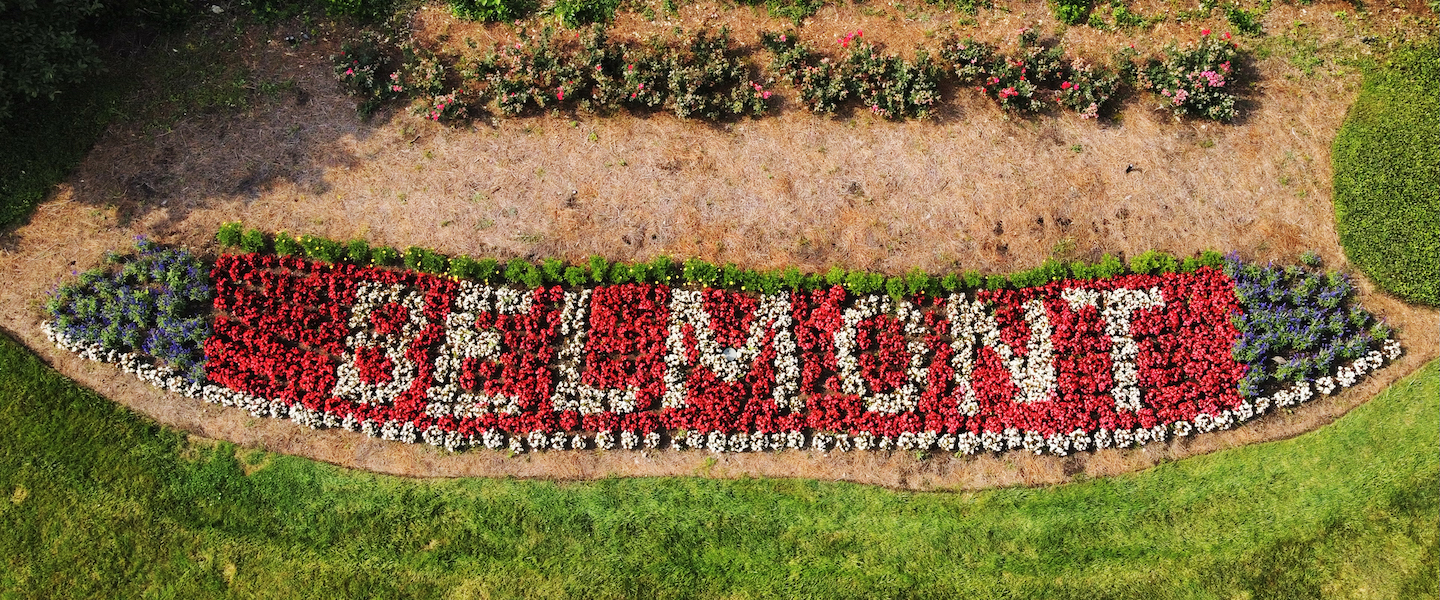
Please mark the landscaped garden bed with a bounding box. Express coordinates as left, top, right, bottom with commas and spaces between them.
41, 228, 1402, 455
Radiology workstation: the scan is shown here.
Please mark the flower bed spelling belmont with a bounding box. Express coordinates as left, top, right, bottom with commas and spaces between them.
43, 229, 1403, 455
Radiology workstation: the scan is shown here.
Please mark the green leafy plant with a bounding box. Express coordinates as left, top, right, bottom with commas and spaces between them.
273, 232, 302, 257
346, 239, 372, 264
448, 0, 535, 21
370, 246, 401, 266
449, 255, 482, 279
326, 0, 395, 21
239, 228, 268, 254
300, 235, 344, 264
331, 31, 405, 117
1225, 4, 1264, 37
1332, 42, 1439, 305
1051, 0, 1094, 25
552, 0, 621, 27
564, 266, 589, 287
1138, 31, 1241, 121
1129, 250, 1180, 275
684, 258, 720, 286
0, 0, 104, 121
216, 222, 244, 248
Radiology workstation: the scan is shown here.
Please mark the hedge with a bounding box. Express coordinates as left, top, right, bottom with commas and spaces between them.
1331, 42, 1439, 306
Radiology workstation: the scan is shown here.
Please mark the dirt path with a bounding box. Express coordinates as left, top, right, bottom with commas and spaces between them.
0, 0, 1433, 489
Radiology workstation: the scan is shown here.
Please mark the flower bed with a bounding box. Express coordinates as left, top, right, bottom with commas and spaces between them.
43, 233, 1403, 456
337, 25, 1245, 123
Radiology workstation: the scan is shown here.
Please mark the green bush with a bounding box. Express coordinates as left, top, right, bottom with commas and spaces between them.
650, 256, 675, 283
608, 262, 633, 284
962, 270, 983, 289
844, 271, 885, 295
239, 228, 268, 254
370, 245, 400, 266
0, 0, 105, 121
564, 266, 588, 287
542, 257, 566, 284
1332, 42, 1439, 306
474, 257, 499, 281
552, 0, 620, 27
448, 255, 481, 279
273, 232, 302, 256
630, 262, 653, 283
346, 239, 371, 264
589, 255, 610, 283
503, 258, 532, 285
885, 276, 907, 303
905, 268, 932, 296
1225, 5, 1264, 37
325, 0, 394, 20
448, 0, 534, 21
216, 222, 243, 248
684, 258, 719, 286
300, 235, 344, 264
1129, 250, 1179, 275
1051, 0, 1093, 25
404, 246, 426, 271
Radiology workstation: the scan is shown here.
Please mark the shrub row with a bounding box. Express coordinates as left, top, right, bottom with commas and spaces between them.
333, 25, 1243, 122
217, 222, 1228, 302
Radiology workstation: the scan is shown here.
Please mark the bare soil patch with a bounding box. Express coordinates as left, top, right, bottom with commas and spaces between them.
0, 1, 1433, 489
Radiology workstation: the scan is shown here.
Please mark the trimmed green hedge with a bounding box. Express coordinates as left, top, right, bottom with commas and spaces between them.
217, 222, 1228, 299
1332, 42, 1439, 306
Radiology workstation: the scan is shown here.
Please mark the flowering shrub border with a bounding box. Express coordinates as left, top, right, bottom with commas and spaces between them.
334, 25, 1245, 122
44, 231, 1403, 456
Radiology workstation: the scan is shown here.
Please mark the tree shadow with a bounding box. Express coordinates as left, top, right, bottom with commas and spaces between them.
53, 10, 399, 236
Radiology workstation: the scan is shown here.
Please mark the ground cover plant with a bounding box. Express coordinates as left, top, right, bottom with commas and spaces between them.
2, 327, 1435, 597
42, 230, 1403, 456
1331, 41, 1439, 306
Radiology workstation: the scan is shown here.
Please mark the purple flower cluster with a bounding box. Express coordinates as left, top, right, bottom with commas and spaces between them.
45, 238, 213, 383
1225, 255, 1387, 398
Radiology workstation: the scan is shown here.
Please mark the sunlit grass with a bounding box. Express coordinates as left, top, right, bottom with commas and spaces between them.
0, 330, 1434, 598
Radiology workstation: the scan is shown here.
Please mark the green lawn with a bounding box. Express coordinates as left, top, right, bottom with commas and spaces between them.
0, 330, 1435, 599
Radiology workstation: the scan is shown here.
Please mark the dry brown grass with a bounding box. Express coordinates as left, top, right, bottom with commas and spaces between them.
0, 0, 1434, 489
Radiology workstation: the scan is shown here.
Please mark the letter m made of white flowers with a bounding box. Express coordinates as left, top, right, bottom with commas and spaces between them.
660, 290, 801, 411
